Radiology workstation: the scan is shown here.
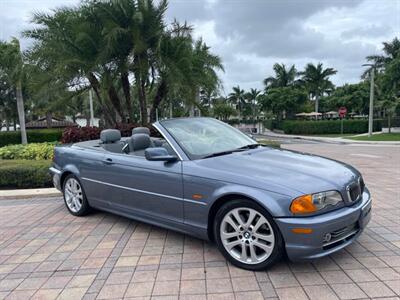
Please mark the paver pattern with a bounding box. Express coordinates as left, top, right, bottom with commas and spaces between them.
0, 143, 399, 300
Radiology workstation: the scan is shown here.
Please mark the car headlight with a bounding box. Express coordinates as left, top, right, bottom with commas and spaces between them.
290, 191, 343, 215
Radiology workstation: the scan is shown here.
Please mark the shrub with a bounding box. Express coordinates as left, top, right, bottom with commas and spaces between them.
282, 119, 383, 135
263, 119, 283, 131
0, 160, 52, 189
61, 127, 102, 143
61, 124, 161, 143
0, 142, 56, 160
0, 129, 63, 147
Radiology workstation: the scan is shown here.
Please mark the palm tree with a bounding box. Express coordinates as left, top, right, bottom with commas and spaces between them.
246, 88, 261, 125
263, 63, 297, 90
299, 62, 337, 113
228, 86, 246, 121
365, 38, 400, 72
24, 6, 120, 126
24, 0, 223, 126
0, 38, 27, 144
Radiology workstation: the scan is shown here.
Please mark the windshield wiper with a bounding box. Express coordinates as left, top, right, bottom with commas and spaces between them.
202, 149, 245, 159
237, 143, 260, 150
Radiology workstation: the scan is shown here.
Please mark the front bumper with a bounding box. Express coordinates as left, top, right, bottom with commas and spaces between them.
275, 188, 372, 261
49, 167, 62, 191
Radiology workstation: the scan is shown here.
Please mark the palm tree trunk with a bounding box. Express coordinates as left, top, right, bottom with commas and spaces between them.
16, 80, 27, 144
107, 85, 126, 123
88, 72, 116, 126
134, 55, 148, 126
121, 72, 133, 122
315, 94, 320, 114
137, 77, 148, 125
150, 79, 167, 122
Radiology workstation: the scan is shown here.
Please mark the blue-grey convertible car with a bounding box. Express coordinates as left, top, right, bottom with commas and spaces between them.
50, 117, 372, 270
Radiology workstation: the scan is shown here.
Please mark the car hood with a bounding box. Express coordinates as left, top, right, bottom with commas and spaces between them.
189, 147, 359, 197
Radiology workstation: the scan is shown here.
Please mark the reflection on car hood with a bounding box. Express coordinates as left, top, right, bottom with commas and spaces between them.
191, 147, 358, 196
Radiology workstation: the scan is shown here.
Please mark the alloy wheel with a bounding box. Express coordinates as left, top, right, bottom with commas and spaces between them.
220, 207, 275, 264
64, 178, 83, 213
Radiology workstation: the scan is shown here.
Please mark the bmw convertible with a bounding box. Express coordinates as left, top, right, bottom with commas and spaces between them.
50, 117, 371, 270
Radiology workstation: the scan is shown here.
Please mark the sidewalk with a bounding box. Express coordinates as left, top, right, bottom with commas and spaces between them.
0, 187, 61, 200
261, 130, 400, 145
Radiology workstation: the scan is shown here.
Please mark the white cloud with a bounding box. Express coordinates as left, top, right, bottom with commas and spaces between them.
1, 0, 399, 92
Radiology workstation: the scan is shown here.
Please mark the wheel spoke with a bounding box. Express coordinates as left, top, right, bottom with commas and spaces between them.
224, 239, 241, 250
253, 216, 267, 231
221, 231, 239, 239
74, 180, 79, 192
240, 244, 247, 261
253, 240, 272, 253
231, 210, 244, 227
225, 215, 240, 232
65, 189, 72, 198
249, 244, 258, 262
245, 210, 256, 227
254, 232, 274, 243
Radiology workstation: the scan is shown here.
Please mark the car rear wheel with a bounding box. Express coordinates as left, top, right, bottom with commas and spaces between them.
214, 199, 283, 270
63, 175, 91, 216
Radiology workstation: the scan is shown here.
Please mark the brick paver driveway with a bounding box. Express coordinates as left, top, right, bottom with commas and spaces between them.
0, 143, 399, 300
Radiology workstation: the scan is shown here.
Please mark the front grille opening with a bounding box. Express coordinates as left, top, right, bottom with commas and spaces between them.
322, 223, 359, 250
347, 176, 364, 203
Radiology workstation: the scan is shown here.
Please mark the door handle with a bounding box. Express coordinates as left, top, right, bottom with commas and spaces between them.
102, 158, 114, 165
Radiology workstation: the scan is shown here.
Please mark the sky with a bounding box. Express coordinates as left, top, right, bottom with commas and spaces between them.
1, 0, 399, 95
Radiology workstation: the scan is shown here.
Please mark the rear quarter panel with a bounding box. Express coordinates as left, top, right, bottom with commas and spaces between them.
54, 145, 105, 205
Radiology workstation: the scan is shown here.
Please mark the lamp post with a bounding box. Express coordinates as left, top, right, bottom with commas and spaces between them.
362, 64, 375, 137
89, 89, 94, 127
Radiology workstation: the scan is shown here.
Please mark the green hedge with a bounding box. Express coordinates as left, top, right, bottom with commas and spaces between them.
263, 119, 283, 131
282, 119, 383, 135
0, 129, 63, 147
0, 143, 56, 160
0, 160, 52, 189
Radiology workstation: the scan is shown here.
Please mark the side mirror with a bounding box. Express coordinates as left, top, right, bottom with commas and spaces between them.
145, 147, 178, 162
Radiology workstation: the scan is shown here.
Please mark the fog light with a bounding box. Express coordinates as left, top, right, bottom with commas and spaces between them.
323, 233, 332, 243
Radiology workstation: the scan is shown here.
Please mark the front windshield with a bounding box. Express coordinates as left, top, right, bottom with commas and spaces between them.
160, 118, 256, 159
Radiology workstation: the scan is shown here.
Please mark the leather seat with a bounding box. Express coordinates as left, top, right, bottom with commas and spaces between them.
129, 127, 157, 151
100, 129, 124, 153
132, 127, 150, 135
129, 133, 151, 156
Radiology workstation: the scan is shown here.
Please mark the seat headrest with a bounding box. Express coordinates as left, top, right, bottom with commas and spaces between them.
132, 127, 150, 135
100, 129, 121, 143
132, 133, 151, 151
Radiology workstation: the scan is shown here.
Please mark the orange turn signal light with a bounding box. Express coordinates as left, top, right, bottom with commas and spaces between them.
192, 194, 203, 200
290, 194, 317, 215
291, 228, 313, 234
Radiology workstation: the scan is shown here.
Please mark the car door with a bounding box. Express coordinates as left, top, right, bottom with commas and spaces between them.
96, 152, 184, 224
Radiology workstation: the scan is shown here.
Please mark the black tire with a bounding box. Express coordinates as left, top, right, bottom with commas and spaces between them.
62, 174, 91, 216
213, 199, 284, 271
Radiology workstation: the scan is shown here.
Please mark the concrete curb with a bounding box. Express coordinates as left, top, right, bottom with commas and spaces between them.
0, 188, 61, 200
260, 131, 400, 145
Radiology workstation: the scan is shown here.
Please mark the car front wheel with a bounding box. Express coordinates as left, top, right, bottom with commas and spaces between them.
214, 199, 283, 270
62, 174, 91, 216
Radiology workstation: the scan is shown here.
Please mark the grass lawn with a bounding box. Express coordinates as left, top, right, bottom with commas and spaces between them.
346, 133, 400, 141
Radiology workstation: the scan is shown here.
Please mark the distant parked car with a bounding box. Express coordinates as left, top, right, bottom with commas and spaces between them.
50, 117, 371, 270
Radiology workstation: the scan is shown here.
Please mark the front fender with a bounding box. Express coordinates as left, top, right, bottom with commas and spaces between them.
208, 184, 291, 218
182, 173, 292, 240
